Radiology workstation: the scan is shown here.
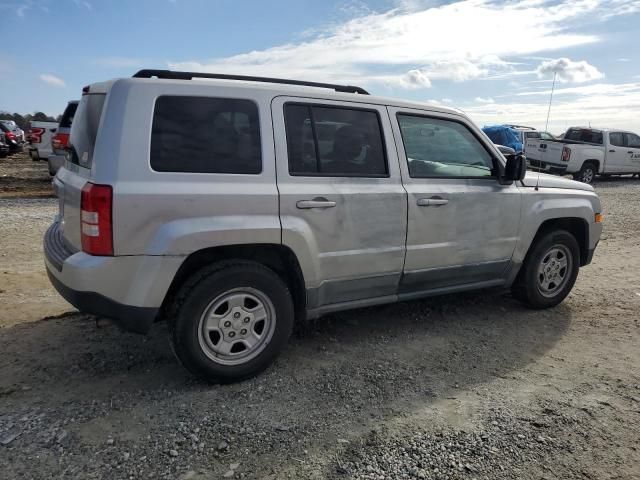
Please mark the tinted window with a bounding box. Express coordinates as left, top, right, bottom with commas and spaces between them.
59, 103, 78, 128
609, 132, 625, 147
525, 131, 541, 139
398, 115, 494, 178
285, 104, 387, 177
627, 133, 640, 148
151, 96, 261, 174
565, 128, 603, 144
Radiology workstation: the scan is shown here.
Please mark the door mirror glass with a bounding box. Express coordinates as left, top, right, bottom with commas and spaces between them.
503, 154, 526, 182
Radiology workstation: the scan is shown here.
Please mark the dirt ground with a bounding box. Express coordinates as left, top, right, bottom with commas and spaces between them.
0, 154, 639, 479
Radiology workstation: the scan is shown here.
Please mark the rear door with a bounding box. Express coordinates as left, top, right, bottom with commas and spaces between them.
389, 107, 521, 293
273, 96, 407, 308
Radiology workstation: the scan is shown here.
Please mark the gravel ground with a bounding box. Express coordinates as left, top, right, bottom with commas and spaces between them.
0, 150, 54, 198
0, 172, 639, 479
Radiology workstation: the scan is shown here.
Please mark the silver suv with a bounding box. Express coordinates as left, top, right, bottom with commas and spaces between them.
44, 70, 603, 382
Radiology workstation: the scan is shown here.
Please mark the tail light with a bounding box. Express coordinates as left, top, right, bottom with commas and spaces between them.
81, 183, 113, 256
52, 132, 69, 150
5, 131, 15, 141
561, 146, 571, 162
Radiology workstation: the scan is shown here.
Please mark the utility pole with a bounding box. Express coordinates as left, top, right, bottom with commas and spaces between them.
545, 71, 557, 132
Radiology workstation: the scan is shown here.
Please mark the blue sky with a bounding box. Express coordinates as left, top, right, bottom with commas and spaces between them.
1, 0, 639, 133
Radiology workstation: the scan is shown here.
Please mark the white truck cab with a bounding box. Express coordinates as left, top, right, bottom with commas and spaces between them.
526, 127, 640, 183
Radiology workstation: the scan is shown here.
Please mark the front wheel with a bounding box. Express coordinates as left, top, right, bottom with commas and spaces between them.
168, 261, 294, 383
512, 230, 580, 309
573, 162, 596, 184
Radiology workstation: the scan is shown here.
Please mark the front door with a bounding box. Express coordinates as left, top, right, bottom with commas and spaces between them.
606, 132, 628, 173
273, 97, 407, 308
624, 132, 640, 172
388, 107, 522, 293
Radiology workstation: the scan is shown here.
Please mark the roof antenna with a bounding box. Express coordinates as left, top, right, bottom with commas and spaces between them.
537, 71, 557, 191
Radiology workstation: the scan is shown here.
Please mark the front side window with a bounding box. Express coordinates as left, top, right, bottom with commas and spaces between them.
284, 104, 387, 177
626, 133, 640, 148
398, 115, 495, 178
151, 96, 261, 174
609, 132, 625, 147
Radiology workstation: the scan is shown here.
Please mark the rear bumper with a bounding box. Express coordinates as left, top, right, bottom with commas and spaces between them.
528, 159, 568, 175
46, 270, 158, 334
44, 222, 184, 334
48, 154, 65, 174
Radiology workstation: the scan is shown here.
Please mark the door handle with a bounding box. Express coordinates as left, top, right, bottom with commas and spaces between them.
417, 197, 449, 207
628, 151, 634, 154
609, 149, 616, 153
296, 198, 336, 209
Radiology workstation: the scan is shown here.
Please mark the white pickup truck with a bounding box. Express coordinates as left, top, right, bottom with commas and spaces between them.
525, 127, 640, 183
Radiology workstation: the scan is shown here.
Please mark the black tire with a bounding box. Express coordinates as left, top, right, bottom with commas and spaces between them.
168, 260, 294, 383
573, 161, 596, 184
512, 230, 580, 309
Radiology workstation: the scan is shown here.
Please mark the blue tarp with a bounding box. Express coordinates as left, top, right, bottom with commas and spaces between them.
482, 125, 523, 153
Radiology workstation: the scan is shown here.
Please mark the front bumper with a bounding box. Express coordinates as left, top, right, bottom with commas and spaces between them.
44, 222, 184, 334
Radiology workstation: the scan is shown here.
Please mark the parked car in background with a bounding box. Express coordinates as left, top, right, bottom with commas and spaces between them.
0, 119, 26, 143
44, 70, 602, 382
0, 121, 25, 153
526, 127, 640, 183
0, 131, 9, 157
482, 125, 523, 153
27, 120, 58, 162
49, 100, 78, 175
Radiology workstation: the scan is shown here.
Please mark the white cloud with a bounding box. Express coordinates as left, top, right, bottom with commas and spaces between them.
536, 57, 604, 83
464, 83, 640, 134
169, 0, 622, 89
475, 97, 495, 104
39, 73, 66, 87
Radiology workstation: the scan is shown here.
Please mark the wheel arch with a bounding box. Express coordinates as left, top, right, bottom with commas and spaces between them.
526, 217, 590, 267
160, 243, 306, 322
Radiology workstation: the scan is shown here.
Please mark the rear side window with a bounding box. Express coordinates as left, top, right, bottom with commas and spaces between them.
609, 132, 625, 147
59, 103, 78, 128
151, 96, 261, 174
525, 131, 540, 139
284, 103, 387, 177
565, 128, 603, 144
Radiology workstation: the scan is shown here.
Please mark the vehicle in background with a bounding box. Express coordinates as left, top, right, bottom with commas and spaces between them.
0, 121, 24, 153
526, 127, 640, 183
482, 125, 523, 153
0, 119, 26, 144
0, 131, 9, 157
27, 121, 58, 162
44, 70, 602, 382
48, 100, 78, 175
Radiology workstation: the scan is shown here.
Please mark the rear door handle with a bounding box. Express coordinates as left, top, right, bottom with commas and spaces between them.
609, 149, 616, 153
417, 197, 449, 207
296, 198, 336, 209
628, 151, 634, 154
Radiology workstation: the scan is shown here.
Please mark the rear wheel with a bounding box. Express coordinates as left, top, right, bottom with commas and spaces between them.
168, 261, 294, 383
573, 162, 596, 184
512, 230, 580, 309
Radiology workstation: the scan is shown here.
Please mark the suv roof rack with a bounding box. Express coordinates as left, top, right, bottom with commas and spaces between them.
132, 69, 370, 95
504, 124, 536, 130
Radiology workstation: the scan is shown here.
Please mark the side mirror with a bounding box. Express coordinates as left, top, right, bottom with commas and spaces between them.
503, 154, 527, 183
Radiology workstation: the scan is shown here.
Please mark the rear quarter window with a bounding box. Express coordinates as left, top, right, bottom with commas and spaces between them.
150, 96, 262, 174
59, 103, 78, 128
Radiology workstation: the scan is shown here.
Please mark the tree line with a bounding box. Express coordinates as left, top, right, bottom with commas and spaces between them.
0, 112, 61, 131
